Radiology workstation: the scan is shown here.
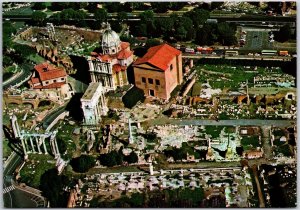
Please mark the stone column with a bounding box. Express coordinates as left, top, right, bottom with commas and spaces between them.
54, 138, 60, 158
42, 137, 48, 154
36, 137, 42, 154
20, 138, 28, 157
24, 138, 30, 153
128, 118, 133, 144
29, 137, 35, 153
50, 139, 57, 157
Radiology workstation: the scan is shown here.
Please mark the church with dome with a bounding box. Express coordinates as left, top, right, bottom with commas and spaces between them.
87, 23, 134, 91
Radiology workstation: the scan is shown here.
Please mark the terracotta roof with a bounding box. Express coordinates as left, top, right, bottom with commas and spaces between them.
98, 54, 112, 62
112, 64, 126, 73
32, 82, 65, 89
113, 64, 122, 73
133, 44, 181, 71
120, 42, 130, 50
30, 77, 40, 85
34, 63, 67, 81
117, 49, 133, 59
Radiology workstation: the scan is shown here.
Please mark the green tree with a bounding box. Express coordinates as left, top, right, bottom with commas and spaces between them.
196, 23, 217, 45
217, 22, 237, 45
146, 39, 161, 48
139, 10, 154, 22
186, 9, 210, 28
99, 150, 124, 167
32, 11, 47, 26
175, 26, 187, 41
275, 24, 291, 42
125, 151, 138, 164
70, 155, 96, 173
32, 2, 47, 10
117, 11, 128, 22
94, 8, 108, 23
151, 2, 171, 13
39, 168, 69, 207
155, 18, 174, 36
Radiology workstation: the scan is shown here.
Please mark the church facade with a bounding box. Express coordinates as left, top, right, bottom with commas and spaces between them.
87, 24, 134, 91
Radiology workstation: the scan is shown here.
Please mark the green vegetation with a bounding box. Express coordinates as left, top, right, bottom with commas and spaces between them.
224, 126, 236, 133
274, 144, 292, 157
20, 154, 56, 188
70, 155, 96, 173
205, 126, 223, 139
99, 150, 123, 167
196, 64, 258, 90
3, 139, 12, 158
90, 187, 204, 207
40, 168, 70, 207
241, 136, 260, 150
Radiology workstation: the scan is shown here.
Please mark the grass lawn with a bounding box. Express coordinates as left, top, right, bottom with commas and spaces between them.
27, 54, 46, 64
19, 154, 56, 188
196, 64, 260, 90
3, 139, 13, 158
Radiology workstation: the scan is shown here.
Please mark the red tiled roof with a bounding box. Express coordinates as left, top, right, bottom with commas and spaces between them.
120, 42, 130, 50
117, 49, 133, 59
34, 63, 67, 81
32, 82, 65, 89
113, 64, 122, 73
30, 77, 40, 85
98, 54, 112, 62
133, 44, 181, 71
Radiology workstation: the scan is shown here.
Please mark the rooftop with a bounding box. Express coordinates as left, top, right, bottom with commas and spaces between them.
81, 82, 102, 101
134, 43, 181, 71
34, 63, 67, 81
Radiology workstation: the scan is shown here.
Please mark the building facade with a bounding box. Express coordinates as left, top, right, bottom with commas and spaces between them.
81, 82, 108, 125
133, 44, 183, 100
87, 23, 134, 91
28, 62, 74, 102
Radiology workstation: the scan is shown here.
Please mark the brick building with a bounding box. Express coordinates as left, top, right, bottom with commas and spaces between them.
133, 44, 183, 100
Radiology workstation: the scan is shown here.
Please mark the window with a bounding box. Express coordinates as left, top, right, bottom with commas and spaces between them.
170, 64, 173, 71
142, 77, 146, 83
61, 78, 65, 81
149, 89, 155, 96
53, 80, 56, 83
112, 49, 115, 53
155, 79, 160, 86
45, 81, 49, 84
148, 78, 153, 84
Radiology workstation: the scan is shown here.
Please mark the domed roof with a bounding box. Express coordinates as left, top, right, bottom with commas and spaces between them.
101, 23, 120, 49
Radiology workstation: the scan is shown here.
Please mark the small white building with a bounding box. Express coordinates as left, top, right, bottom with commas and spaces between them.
81, 82, 108, 125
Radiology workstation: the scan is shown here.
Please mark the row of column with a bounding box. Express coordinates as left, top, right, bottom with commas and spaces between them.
20, 134, 60, 159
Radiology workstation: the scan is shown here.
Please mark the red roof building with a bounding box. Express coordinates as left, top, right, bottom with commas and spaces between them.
29, 63, 67, 89
133, 44, 183, 100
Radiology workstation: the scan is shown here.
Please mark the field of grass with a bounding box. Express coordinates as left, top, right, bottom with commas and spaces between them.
196, 64, 260, 90
19, 154, 56, 188
27, 54, 46, 64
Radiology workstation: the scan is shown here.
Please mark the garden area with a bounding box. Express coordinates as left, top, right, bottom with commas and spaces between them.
195, 64, 268, 90
19, 154, 56, 188
241, 136, 260, 150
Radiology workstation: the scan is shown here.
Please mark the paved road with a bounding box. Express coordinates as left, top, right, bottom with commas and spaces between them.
3, 63, 33, 90
3, 152, 45, 208
149, 118, 295, 127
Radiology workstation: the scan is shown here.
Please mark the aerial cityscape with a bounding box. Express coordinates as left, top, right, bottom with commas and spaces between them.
2, 1, 297, 208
